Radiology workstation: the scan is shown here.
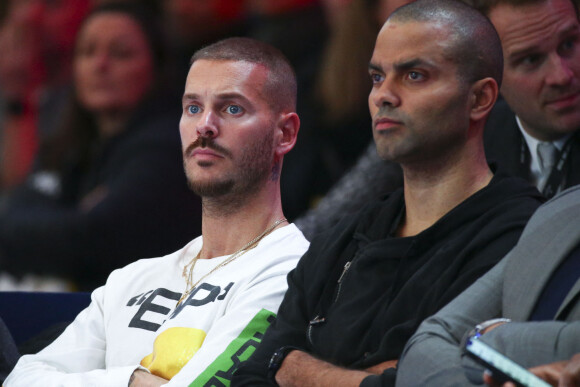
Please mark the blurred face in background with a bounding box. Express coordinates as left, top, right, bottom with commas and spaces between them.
7, 0, 90, 59
164, 0, 217, 43
0, 0, 90, 98
73, 12, 155, 118
163, 0, 243, 45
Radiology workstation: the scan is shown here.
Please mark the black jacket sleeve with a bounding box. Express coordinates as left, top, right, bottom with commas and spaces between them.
232, 250, 314, 385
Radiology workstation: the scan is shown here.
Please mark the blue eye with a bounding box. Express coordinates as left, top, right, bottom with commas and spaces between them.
408, 71, 424, 81
187, 105, 200, 114
370, 73, 384, 84
226, 105, 242, 114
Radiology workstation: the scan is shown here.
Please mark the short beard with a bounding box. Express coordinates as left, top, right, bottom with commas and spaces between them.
188, 177, 234, 198
185, 130, 275, 212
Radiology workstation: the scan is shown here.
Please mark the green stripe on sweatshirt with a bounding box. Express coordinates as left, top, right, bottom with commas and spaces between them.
189, 309, 276, 387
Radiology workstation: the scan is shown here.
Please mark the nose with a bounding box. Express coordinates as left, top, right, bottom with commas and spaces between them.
89, 51, 109, 72
369, 77, 401, 109
545, 54, 574, 87
97, 55, 109, 71
196, 110, 218, 138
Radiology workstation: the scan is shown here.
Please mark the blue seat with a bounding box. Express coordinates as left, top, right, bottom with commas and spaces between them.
0, 291, 91, 345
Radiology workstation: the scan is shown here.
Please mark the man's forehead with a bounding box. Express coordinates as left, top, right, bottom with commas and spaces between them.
371, 20, 452, 68
189, 59, 266, 76
184, 59, 271, 106
186, 60, 268, 90
489, 0, 579, 46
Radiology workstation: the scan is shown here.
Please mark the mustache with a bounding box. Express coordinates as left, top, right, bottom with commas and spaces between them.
374, 106, 404, 123
184, 137, 233, 159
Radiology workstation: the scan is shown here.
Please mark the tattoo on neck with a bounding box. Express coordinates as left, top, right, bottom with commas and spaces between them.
271, 161, 281, 181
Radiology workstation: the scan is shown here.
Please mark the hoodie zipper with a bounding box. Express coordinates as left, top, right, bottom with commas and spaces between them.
307, 315, 326, 344
308, 260, 353, 345
334, 261, 352, 303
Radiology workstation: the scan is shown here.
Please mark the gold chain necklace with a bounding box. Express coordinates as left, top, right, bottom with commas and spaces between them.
176, 217, 287, 307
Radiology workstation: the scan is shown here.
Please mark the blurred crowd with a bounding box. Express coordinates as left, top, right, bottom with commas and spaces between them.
0, 0, 397, 291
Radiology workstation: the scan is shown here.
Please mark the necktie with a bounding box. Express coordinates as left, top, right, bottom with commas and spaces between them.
538, 142, 558, 175
537, 142, 558, 193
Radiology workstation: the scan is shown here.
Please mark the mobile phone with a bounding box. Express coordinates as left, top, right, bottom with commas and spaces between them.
464, 335, 551, 387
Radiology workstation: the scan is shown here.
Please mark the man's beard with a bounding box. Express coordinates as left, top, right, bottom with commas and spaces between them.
185, 131, 274, 200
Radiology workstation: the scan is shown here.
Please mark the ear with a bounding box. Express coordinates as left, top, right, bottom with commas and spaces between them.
274, 112, 300, 158
469, 77, 498, 122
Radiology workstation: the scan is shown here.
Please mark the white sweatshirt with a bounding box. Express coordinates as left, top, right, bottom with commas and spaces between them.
5, 224, 309, 387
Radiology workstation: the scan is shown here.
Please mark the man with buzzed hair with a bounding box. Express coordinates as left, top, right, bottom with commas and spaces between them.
188, 37, 298, 115
233, 0, 543, 386
5, 37, 309, 387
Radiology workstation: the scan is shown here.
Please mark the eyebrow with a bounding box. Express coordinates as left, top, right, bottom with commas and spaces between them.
507, 45, 537, 62
216, 92, 252, 105
368, 58, 436, 73
182, 93, 198, 104
509, 23, 580, 60
394, 58, 436, 72
368, 62, 383, 73
181, 92, 252, 106
556, 22, 579, 39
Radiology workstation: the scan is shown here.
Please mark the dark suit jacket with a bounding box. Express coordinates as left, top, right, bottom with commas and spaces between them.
484, 98, 580, 191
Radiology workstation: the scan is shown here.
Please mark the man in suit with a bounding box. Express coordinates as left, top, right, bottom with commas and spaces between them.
397, 184, 580, 386
480, 0, 580, 198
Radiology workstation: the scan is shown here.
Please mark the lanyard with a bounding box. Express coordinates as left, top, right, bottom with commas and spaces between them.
520, 134, 575, 198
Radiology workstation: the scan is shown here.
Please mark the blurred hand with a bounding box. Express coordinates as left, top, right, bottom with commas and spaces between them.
365, 359, 398, 374
128, 369, 168, 387
483, 353, 580, 387
80, 186, 109, 212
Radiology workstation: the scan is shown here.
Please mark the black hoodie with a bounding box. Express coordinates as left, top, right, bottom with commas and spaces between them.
233, 172, 544, 386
